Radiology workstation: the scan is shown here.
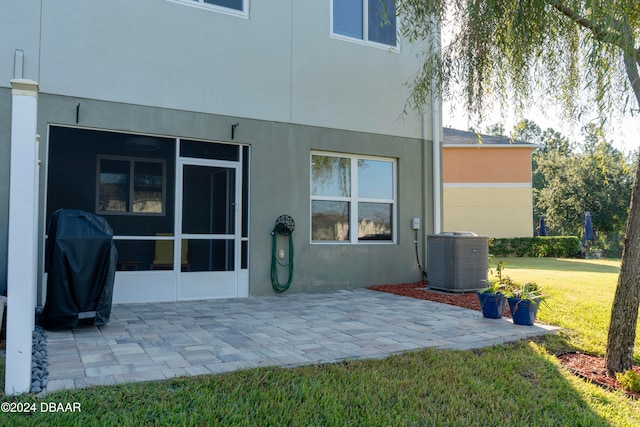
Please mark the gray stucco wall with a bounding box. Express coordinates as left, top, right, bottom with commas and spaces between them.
28, 94, 432, 297
248, 121, 431, 295
0, 88, 11, 295
0, 1, 40, 84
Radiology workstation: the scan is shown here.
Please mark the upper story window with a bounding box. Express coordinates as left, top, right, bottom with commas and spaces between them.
201, 0, 243, 11
332, 0, 397, 48
172, 0, 248, 17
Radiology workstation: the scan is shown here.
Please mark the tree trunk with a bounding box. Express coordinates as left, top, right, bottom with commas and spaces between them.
605, 154, 640, 375
604, 19, 640, 376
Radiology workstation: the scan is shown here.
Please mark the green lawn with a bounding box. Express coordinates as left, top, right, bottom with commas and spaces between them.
1, 257, 639, 426
492, 257, 639, 360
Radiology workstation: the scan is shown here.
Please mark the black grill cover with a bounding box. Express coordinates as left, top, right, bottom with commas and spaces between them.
43, 209, 117, 330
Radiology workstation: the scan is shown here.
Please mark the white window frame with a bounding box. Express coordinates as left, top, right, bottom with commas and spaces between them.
166, 0, 249, 18
311, 151, 397, 244
96, 155, 167, 216
330, 0, 399, 50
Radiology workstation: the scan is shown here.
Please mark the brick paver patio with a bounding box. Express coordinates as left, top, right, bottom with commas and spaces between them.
45, 289, 558, 392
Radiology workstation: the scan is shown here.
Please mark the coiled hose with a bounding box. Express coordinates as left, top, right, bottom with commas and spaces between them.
271, 215, 295, 293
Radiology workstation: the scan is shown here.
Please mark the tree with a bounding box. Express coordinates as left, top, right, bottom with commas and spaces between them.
397, 1, 640, 374
512, 120, 576, 218
532, 123, 632, 242
512, 119, 574, 156
482, 122, 506, 137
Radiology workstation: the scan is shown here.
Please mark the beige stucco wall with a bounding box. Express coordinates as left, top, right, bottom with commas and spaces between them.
443, 186, 533, 237
443, 146, 535, 238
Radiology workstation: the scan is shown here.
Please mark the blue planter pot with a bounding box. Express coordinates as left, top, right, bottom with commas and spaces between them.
477, 292, 506, 319
508, 298, 539, 325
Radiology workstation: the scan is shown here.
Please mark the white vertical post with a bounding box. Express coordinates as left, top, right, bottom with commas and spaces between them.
430, 15, 442, 235
5, 79, 39, 395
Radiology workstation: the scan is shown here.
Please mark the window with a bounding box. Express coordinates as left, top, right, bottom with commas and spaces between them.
311, 153, 395, 243
97, 156, 166, 215
200, 0, 244, 11
171, 0, 248, 16
332, 0, 397, 47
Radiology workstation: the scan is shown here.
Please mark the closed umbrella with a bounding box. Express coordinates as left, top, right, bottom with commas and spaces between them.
583, 211, 594, 258
584, 212, 594, 241
538, 216, 547, 236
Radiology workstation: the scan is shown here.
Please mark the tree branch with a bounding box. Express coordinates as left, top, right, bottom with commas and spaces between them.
553, 1, 640, 110
553, 2, 640, 65
620, 18, 640, 111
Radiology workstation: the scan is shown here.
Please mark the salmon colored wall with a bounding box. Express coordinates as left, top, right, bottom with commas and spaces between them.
443, 147, 533, 183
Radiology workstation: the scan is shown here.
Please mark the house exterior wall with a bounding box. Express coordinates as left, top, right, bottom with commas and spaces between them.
443, 146, 534, 238
1, 0, 423, 138
33, 95, 431, 297
0, 88, 12, 297
444, 187, 533, 238
443, 147, 533, 183
1, 1, 435, 299
0, 1, 41, 295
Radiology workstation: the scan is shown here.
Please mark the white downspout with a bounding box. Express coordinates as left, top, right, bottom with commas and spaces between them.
431, 95, 441, 234
430, 16, 442, 234
420, 16, 443, 281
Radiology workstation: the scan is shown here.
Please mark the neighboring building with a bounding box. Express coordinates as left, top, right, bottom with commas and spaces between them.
1, 1, 441, 305
442, 128, 537, 238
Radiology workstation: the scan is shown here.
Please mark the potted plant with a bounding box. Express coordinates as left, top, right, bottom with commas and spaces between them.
477, 261, 510, 319
506, 281, 548, 325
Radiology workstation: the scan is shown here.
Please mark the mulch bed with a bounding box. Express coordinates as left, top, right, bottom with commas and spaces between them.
368, 281, 511, 318
557, 352, 640, 399
368, 281, 639, 399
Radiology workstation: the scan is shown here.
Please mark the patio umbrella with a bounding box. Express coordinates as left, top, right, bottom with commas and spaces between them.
584, 211, 594, 241
538, 216, 547, 236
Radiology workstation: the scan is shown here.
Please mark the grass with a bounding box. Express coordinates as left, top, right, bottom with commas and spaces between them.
492, 257, 640, 361
1, 342, 639, 426
1, 257, 639, 425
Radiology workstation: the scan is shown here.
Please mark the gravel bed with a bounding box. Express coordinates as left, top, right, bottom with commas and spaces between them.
31, 306, 48, 394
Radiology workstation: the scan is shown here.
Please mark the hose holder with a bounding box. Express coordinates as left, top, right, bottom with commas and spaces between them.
272, 215, 295, 236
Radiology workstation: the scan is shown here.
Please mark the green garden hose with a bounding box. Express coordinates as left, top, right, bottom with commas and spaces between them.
271, 215, 295, 293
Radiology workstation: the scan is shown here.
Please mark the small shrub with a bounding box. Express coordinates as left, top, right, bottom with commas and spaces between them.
616, 370, 640, 393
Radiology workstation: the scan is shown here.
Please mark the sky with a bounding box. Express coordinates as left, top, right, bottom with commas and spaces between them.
442, 98, 640, 153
